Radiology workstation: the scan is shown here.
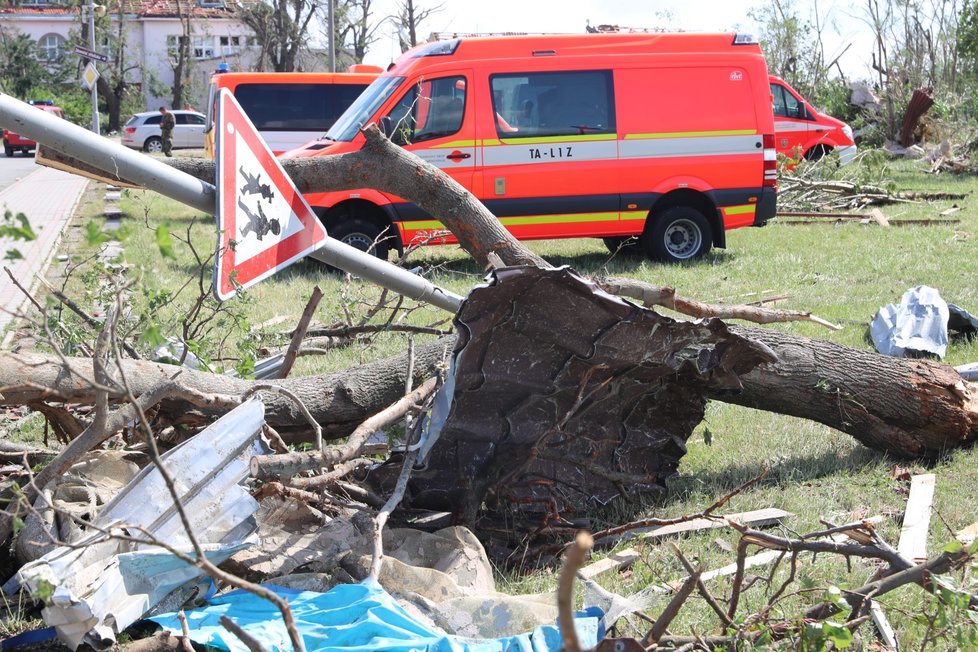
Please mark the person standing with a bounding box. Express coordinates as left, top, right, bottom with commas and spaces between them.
159, 106, 176, 157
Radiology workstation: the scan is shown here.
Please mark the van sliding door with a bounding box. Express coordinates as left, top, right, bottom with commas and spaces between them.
482, 69, 618, 240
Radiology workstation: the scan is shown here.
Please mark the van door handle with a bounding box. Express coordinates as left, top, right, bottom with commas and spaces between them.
446, 152, 471, 160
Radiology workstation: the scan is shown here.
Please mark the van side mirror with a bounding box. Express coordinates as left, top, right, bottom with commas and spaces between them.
379, 116, 392, 138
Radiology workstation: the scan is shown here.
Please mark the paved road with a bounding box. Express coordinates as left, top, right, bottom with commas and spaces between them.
0, 153, 40, 193
0, 154, 89, 340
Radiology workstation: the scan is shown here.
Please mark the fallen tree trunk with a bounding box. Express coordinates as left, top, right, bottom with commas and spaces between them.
3, 327, 976, 457
0, 340, 452, 439
723, 327, 978, 456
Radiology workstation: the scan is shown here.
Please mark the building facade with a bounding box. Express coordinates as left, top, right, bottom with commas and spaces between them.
0, 0, 260, 111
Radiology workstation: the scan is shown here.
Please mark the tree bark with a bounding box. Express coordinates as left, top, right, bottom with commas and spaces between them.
0, 340, 451, 439
723, 327, 978, 456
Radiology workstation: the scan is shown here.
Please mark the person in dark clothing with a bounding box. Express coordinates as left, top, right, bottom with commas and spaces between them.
159, 106, 175, 157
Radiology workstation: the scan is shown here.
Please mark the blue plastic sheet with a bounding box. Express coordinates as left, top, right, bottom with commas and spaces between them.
149, 580, 602, 652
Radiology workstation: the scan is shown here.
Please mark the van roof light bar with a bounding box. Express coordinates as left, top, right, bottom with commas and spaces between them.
412, 38, 460, 57
732, 33, 758, 45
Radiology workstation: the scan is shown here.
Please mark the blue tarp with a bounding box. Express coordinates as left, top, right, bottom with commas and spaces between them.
149, 580, 602, 652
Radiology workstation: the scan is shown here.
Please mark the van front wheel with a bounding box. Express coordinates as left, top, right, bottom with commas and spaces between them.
642, 207, 712, 263
329, 218, 390, 260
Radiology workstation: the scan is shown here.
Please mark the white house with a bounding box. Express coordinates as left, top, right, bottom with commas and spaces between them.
0, 0, 261, 110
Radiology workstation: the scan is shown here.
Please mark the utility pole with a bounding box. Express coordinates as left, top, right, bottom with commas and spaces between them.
87, 0, 100, 134
327, 0, 335, 72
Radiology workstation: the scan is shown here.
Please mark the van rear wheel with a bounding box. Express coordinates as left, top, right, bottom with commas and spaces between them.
641, 206, 712, 263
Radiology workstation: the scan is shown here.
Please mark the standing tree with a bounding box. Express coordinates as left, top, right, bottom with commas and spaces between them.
336, 0, 381, 63
64, 1, 143, 132
169, 0, 193, 110
240, 0, 322, 72
0, 28, 49, 98
394, 0, 442, 52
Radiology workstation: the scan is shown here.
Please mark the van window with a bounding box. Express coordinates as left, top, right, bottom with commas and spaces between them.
234, 83, 366, 131
490, 70, 614, 138
384, 75, 466, 145
771, 83, 806, 120
326, 76, 405, 142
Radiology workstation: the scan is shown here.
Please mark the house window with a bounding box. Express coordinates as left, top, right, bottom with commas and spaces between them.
192, 36, 215, 59
37, 33, 66, 61
168, 35, 215, 59
219, 35, 240, 55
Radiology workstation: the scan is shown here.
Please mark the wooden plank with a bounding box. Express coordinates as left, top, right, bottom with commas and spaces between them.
578, 547, 642, 581
868, 208, 890, 227
898, 474, 936, 564
870, 600, 900, 651
631, 508, 792, 542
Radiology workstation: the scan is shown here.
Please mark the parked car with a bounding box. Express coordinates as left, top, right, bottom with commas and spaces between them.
121, 110, 207, 153
3, 100, 63, 157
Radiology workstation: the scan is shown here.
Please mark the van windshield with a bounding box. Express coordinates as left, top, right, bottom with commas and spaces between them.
324, 76, 404, 142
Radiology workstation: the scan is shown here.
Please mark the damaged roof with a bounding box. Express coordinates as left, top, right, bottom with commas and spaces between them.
0, 0, 255, 19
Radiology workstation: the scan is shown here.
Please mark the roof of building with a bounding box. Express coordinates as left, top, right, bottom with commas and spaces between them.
0, 0, 254, 19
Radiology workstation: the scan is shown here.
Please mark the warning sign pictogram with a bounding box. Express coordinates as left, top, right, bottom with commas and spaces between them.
213, 88, 327, 300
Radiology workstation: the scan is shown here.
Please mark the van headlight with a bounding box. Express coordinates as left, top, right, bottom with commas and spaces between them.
842, 124, 854, 140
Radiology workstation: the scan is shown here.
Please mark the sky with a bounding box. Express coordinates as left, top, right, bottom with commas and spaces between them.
359, 0, 878, 80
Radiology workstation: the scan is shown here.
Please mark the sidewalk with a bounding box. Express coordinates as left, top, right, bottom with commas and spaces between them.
0, 165, 89, 338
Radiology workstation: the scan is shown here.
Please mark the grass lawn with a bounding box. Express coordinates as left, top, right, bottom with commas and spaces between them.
37, 152, 978, 648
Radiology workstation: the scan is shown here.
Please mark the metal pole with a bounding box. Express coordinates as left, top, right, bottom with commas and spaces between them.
87, 1, 100, 135
327, 0, 336, 73
0, 93, 463, 313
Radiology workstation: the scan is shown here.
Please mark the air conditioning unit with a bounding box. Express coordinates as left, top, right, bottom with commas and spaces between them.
197, 0, 226, 7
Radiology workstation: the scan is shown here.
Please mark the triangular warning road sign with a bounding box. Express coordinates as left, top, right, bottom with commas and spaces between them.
213, 89, 327, 301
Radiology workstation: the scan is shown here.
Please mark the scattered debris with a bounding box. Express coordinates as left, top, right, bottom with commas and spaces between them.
628, 508, 792, 544
578, 548, 642, 581
14, 400, 269, 650
899, 87, 935, 147
872, 286, 978, 359
897, 474, 936, 565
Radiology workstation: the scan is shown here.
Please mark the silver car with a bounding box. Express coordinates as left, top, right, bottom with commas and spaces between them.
121, 110, 207, 152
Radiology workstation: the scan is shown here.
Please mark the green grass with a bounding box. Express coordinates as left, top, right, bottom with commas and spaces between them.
39, 153, 978, 648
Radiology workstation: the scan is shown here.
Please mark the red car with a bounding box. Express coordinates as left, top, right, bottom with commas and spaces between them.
3, 101, 64, 157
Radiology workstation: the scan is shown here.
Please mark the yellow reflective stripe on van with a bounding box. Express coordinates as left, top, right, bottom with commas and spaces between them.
624, 129, 757, 139
621, 211, 647, 221
406, 212, 621, 231
430, 140, 477, 148
724, 205, 755, 215
499, 133, 617, 145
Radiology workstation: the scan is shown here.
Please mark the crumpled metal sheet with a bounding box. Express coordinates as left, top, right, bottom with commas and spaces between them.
405, 266, 777, 521
16, 399, 270, 650
871, 286, 977, 359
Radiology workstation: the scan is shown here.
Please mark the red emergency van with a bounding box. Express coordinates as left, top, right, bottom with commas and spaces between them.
283, 33, 778, 263
770, 75, 856, 165
203, 67, 380, 156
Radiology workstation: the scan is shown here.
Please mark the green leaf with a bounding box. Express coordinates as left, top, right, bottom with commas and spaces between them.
139, 324, 165, 347
84, 220, 112, 246
944, 540, 964, 554
155, 225, 176, 259
823, 621, 853, 649
11, 516, 25, 535
3, 248, 24, 261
